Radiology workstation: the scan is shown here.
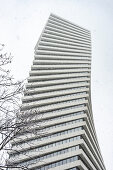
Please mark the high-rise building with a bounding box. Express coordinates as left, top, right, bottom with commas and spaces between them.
8, 14, 106, 170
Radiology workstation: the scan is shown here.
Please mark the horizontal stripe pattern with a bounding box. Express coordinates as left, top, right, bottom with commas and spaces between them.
8, 14, 106, 170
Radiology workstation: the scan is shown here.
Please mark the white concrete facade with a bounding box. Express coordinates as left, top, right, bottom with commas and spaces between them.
8, 14, 106, 170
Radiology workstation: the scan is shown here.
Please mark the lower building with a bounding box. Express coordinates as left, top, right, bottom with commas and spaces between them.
8, 14, 106, 170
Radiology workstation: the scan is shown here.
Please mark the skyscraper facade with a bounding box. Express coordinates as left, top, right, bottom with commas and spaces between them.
8, 14, 106, 170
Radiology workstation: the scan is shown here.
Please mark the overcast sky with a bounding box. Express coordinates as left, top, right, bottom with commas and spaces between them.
0, 0, 113, 169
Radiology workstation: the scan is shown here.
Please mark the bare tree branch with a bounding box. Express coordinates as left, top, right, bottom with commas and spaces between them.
0, 44, 46, 170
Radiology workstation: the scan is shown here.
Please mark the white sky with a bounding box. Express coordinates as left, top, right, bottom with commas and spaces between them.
0, 0, 113, 169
